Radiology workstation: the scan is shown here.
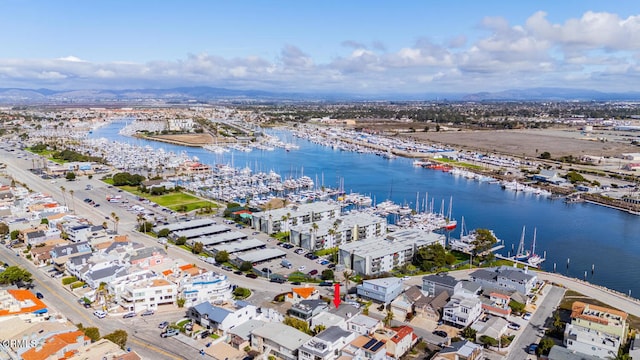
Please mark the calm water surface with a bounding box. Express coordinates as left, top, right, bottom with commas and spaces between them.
93, 121, 640, 297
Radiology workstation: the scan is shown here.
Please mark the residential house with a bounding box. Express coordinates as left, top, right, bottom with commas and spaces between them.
470, 316, 508, 344
65, 338, 142, 360
346, 314, 383, 336
356, 277, 403, 305
286, 286, 320, 304
49, 241, 92, 271
118, 278, 177, 312
125, 246, 168, 269
469, 266, 537, 295
442, 293, 483, 328
0, 290, 48, 320
312, 304, 361, 330
340, 335, 390, 360
179, 272, 233, 306
432, 340, 483, 360
299, 326, 357, 360
20, 331, 91, 360
564, 301, 629, 358
479, 291, 513, 318
288, 299, 328, 325
372, 326, 417, 359
422, 273, 460, 297
250, 322, 312, 360
23, 227, 61, 246
83, 263, 128, 289
547, 345, 601, 360
414, 291, 449, 322
227, 319, 266, 350
187, 301, 257, 334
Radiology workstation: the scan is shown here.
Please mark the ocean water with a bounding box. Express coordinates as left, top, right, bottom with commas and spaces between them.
92, 121, 640, 298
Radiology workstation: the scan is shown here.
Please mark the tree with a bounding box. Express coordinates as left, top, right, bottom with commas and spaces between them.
192, 241, 203, 254
157, 228, 171, 238
383, 308, 394, 327
40, 218, 49, 225
175, 236, 187, 246
60, 185, 67, 206
239, 261, 253, 271
176, 297, 186, 308
215, 250, 230, 264
138, 221, 153, 233
508, 300, 526, 315
283, 316, 310, 334
461, 327, 477, 340
539, 151, 551, 160
10, 230, 19, 240
83, 327, 101, 342
102, 330, 128, 349
0, 266, 32, 284
65, 171, 76, 181
413, 243, 447, 271
233, 287, 251, 299
321, 269, 334, 281
0, 222, 9, 236
471, 229, 498, 255
343, 270, 353, 295
68, 189, 75, 213
479, 335, 498, 347
312, 324, 326, 335
537, 337, 555, 356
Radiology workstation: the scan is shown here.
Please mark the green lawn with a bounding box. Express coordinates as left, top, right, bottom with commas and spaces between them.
106, 183, 218, 213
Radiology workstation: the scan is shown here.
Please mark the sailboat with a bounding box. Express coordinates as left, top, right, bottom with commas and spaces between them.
514, 226, 531, 261
444, 196, 457, 231
527, 228, 544, 266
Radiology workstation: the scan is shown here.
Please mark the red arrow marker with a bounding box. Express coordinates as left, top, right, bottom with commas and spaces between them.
333, 283, 341, 308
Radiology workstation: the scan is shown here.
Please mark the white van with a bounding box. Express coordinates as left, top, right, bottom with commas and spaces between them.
281, 259, 292, 269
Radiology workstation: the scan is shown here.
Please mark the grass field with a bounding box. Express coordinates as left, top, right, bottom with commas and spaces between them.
109, 184, 218, 213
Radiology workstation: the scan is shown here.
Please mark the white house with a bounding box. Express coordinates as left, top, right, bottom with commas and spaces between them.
442, 292, 483, 328
178, 272, 233, 306
187, 301, 258, 334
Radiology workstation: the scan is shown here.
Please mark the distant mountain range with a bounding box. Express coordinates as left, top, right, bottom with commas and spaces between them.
1, 86, 639, 104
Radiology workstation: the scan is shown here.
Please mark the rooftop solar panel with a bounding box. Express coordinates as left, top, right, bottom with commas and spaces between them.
363, 339, 377, 349
370, 341, 385, 352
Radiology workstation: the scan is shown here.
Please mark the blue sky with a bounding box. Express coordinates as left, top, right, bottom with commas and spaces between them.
1, 1, 639, 94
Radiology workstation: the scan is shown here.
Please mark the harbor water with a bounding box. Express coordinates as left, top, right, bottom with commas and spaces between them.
91, 120, 640, 298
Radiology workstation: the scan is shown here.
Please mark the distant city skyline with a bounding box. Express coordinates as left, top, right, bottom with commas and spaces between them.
1, 1, 639, 94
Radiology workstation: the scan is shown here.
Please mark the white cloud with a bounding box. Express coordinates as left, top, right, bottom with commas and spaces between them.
2, 10, 640, 93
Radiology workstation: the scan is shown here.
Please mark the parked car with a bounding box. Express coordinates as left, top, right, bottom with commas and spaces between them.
35, 292, 44, 299
141, 309, 155, 316
433, 330, 448, 338
319, 281, 333, 287
298, 266, 306, 272
527, 343, 538, 355
290, 281, 301, 285
221, 265, 233, 271
270, 278, 285, 284
508, 322, 521, 330
245, 273, 258, 279
523, 312, 532, 321
233, 270, 243, 275
158, 321, 169, 329
161, 328, 179, 338
307, 269, 318, 276
93, 310, 107, 319
200, 330, 211, 339
123, 312, 136, 318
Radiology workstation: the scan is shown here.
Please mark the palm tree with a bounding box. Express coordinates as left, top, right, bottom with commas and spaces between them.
384, 308, 394, 327
114, 216, 120, 233
343, 270, 353, 297
59, 186, 67, 206
68, 189, 75, 213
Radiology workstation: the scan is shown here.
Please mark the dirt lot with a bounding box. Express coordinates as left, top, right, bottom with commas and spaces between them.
149, 133, 214, 146
403, 128, 638, 158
